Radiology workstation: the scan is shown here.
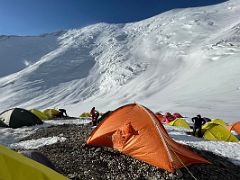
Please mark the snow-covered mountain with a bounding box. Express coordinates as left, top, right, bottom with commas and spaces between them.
0, 32, 63, 77
1, 0, 240, 122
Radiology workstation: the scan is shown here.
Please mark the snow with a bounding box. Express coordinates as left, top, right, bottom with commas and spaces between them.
10, 136, 66, 150
44, 118, 91, 125
0, 0, 240, 168
0, 33, 61, 77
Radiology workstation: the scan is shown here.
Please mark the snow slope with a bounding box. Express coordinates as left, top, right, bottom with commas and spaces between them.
1, 0, 240, 122
0, 32, 63, 77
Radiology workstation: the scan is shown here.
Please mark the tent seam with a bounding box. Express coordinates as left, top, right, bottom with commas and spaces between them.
138, 104, 174, 164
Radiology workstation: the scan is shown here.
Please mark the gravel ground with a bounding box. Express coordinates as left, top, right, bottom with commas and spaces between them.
20, 123, 240, 180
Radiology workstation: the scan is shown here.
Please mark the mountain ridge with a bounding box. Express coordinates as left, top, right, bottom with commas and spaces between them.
0, 0, 240, 122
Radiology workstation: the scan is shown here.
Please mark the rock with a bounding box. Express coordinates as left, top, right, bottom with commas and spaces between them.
81, 143, 86, 148
68, 172, 77, 179
95, 147, 101, 152
168, 173, 176, 180
147, 176, 158, 180
83, 170, 91, 176
175, 169, 183, 178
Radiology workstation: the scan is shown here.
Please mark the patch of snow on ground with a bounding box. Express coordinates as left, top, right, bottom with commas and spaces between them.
44, 118, 91, 125
10, 136, 66, 150
0, 118, 90, 147
0, 123, 50, 146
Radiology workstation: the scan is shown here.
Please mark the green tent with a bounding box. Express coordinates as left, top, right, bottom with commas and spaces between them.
43, 109, 61, 119
0, 108, 43, 128
211, 119, 226, 126
30, 109, 48, 120
202, 122, 213, 131
202, 123, 239, 142
168, 118, 190, 129
0, 145, 68, 180
80, 112, 91, 118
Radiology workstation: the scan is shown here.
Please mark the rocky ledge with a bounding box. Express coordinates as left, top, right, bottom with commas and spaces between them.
20, 124, 240, 180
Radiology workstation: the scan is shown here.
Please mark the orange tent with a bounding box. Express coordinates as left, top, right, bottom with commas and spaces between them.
87, 103, 209, 172
226, 121, 240, 134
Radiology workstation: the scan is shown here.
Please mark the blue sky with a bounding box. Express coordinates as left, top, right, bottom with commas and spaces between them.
0, 0, 226, 36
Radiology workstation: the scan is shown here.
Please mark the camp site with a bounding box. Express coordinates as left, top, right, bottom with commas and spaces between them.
1, 0, 240, 179
1, 103, 240, 179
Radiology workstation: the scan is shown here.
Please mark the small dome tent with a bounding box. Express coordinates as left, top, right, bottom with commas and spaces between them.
87, 103, 209, 172
211, 119, 226, 126
226, 121, 240, 135
30, 109, 48, 120
202, 123, 239, 142
155, 112, 165, 123
0, 145, 68, 180
43, 109, 61, 119
164, 112, 176, 123
168, 118, 190, 129
0, 119, 8, 128
0, 108, 43, 128
173, 113, 183, 119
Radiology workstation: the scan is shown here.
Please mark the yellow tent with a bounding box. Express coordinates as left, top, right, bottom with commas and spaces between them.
211, 119, 226, 126
202, 123, 239, 142
202, 119, 227, 135
168, 118, 190, 129
43, 109, 61, 119
80, 112, 91, 118
0, 145, 68, 180
202, 122, 214, 131
202, 119, 226, 131
30, 109, 48, 120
